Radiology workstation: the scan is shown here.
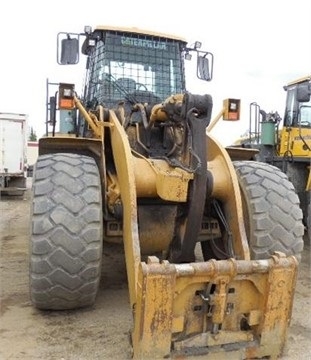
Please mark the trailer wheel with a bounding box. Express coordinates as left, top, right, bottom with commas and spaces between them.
233, 161, 304, 260
29, 153, 103, 310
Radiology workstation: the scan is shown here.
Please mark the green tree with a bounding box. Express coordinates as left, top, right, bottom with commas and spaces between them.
29, 127, 37, 141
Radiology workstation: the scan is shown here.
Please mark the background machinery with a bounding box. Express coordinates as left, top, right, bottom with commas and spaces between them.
232, 75, 311, 242
29, 25, 304, 359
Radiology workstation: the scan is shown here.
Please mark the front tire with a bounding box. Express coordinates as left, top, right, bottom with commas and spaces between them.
29, 153, 103, 310
233, 161, 304, 260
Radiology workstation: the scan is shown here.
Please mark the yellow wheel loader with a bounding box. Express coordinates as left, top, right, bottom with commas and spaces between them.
231, 75, 311, 243
29, 25, 304, 359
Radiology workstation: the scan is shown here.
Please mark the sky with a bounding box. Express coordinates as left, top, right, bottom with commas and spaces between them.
1, 0, 310, 145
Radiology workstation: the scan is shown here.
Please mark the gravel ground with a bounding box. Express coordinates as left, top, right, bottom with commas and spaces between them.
0, 181, 310, 360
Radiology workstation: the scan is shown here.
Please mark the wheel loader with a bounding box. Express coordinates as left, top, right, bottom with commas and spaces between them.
230, 75, 311, 243
29, 25, 304, 359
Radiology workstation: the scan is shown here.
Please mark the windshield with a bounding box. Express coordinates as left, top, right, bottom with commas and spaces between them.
284, 84, 311, 127
84, 31, 186, 107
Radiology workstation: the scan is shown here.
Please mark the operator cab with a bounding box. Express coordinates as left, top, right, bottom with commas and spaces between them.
57, 25, 213, 108
283, 75, 311, 128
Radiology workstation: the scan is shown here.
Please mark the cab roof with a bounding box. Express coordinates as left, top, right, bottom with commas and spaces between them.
285, 74, 311, 87
94, 25, 187, 43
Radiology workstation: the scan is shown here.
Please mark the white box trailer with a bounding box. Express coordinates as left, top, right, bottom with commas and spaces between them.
0, 112, 28, 195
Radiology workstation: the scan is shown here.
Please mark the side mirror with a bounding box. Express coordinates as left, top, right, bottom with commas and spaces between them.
57, 33, 79, 65
197, 53, 213, 81
296, 84, 311, 103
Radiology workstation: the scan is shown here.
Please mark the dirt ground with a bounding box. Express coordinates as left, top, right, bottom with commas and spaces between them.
0, 180, 310, 360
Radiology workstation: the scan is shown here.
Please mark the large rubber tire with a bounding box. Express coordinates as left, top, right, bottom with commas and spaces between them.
29, 153, 103, 310
233, 161, 304, 260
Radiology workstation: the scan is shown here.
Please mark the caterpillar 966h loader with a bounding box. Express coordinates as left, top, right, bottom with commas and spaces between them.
29, 25, 304, 359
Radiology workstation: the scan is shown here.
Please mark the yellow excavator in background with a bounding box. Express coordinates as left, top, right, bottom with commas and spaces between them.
29, 25, 304, 359
232, 75, 311, 243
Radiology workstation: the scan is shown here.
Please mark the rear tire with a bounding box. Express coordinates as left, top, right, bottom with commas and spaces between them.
29, 153, 103, 310
233, 161, 304, 260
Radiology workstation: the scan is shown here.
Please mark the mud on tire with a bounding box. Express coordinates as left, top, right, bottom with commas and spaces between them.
233, 161, 304, 260
29, 153, 103, 310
